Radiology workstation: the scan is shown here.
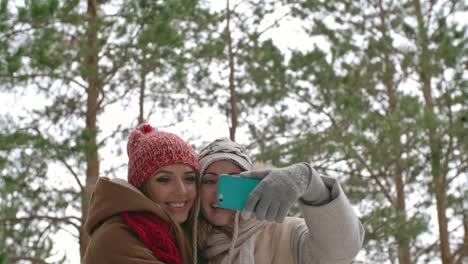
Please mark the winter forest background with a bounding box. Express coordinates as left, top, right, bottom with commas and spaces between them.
0, 0, 467, 263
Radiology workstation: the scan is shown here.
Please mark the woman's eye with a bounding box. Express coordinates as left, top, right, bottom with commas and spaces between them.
155, 177, 170, 183
202, 179, 216, 185
184, 175, 196, 183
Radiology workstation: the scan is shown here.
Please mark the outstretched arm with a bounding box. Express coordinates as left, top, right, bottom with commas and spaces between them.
293, 172, 364, 263
241, 163, 364, 263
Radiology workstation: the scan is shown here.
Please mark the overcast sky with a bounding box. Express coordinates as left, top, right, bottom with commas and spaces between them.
4, 0, 465, 263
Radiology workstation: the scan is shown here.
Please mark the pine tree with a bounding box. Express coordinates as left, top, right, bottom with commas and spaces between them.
0, 0, 212, 261
193, 0, 291, 141
0, 116, 71, 263
114, 0, 208, 125
248, 0, 466, 262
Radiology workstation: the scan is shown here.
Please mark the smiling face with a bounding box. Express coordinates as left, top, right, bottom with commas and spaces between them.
200, 160, 243, 227
144, 164, 197, 224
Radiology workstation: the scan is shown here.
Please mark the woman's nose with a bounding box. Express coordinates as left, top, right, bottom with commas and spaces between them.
174, 178, 188, 194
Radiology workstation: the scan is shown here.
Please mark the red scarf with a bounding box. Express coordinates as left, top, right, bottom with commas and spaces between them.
121, 211, 182, 264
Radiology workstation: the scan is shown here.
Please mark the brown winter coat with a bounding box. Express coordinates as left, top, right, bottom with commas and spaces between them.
82, 177, 168, 264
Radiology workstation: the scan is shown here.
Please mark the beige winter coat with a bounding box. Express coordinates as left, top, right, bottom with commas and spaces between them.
201, 176, 365, 264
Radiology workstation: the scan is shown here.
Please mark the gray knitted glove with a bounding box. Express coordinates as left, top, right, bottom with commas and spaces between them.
240, 163, 330, 223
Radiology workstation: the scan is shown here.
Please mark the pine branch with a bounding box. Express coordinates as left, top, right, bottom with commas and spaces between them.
97, 23, 141, 110
7, 256, 50, 264
23, 127, 84, 194
0, 15, 75, 40
294, 94, 337, 128
355, 152, 395, 207
0, 25, 35, 39
100, 34, 137, 86
0, 73, 87, 90
293, 93, 395, 204
321, 166, 353, 176
0, 215, 81, 230
427, 0, 459, 44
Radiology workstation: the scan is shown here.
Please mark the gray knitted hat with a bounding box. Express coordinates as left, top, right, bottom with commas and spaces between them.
198, 138, 253, 175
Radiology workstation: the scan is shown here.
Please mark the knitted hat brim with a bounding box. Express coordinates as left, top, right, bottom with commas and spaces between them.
199, 152, 253, 176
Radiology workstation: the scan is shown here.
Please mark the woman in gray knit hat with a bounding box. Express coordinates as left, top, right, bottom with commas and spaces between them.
196, 137, 364, 264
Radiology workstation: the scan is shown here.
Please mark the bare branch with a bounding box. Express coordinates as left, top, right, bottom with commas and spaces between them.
101, 164, 126, 178
415, 222, 464, 259
232, 9, 291, 56
414, 239, 439, 260
37, 221, 54, 243
99, 85, 133, 109
232, 0, 249, 11
448, 164, 467, 185
454, 245, 468, 264
426, 0, 437, 28
56, 156, 84, 193
257, 11, 291, 38
454, 216, 468, 264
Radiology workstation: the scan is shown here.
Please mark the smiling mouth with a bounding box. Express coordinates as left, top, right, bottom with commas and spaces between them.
167, 202, 187, 208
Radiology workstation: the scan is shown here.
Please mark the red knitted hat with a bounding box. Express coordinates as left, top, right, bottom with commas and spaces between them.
127, 123, 200, 187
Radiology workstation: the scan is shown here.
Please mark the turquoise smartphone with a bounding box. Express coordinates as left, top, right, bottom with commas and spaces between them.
216, 174, 261, 211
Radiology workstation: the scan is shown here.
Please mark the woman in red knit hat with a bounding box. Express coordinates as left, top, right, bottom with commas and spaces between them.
83, 123, 200, 264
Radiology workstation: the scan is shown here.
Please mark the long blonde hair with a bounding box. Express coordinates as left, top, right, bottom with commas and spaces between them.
140, 173, 200, 264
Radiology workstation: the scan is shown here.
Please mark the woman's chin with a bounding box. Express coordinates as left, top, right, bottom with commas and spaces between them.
205, 207, 235, 226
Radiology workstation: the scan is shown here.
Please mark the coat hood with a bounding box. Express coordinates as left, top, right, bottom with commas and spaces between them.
84, 177, 167, 236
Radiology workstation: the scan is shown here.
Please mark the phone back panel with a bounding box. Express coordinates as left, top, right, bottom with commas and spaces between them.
216, 175, 261, 211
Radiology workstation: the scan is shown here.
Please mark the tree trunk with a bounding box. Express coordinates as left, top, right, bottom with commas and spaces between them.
434, 171, 451, 264
226, 0, 238, 142
394, 165, 411, 264
80, 0, 100, 259
139, 59, 146, 125
454, 215, 468, 263
413, 0, 451, 262
378, 1, 411, 262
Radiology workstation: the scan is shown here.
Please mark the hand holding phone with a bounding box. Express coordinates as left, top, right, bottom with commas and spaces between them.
240, 164, 313, 223
216, 174, 261, 211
